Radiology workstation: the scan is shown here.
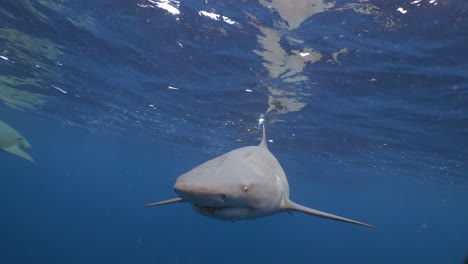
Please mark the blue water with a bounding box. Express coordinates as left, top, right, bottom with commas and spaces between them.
1, 0, 467, 263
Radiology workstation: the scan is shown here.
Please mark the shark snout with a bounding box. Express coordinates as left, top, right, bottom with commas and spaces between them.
173, 181, 192, 196
174, 179, 208, 196
174, 181, 226, 205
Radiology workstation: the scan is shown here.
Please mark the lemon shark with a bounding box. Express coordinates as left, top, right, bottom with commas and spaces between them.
0, 120, 34, 162
147, 125, 374, 228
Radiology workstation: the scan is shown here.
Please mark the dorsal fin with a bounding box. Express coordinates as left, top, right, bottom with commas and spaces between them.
259, 124, 267, 148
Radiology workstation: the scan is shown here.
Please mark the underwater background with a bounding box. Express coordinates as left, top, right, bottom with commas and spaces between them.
1, 0, 467, 263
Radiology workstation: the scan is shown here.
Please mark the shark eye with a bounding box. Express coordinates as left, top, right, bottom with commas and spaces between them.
220, 194, 227, 199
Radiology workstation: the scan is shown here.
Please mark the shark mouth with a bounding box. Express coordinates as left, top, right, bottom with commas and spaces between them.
194, 204, 235, 214
194, 204, 221, 213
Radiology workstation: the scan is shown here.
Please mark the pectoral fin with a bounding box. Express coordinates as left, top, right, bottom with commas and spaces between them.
146, 197, 183, 207
285, 200, 375, 228
3, 145, 34, 162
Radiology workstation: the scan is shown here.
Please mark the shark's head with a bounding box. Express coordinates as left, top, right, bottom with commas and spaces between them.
172, 146, 287, 221
174, 180, 255, 221
174, 177, 247, 208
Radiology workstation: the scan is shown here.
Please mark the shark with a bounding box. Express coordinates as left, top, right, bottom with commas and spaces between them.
147, 125, 374, 228
0, 120, 34, 162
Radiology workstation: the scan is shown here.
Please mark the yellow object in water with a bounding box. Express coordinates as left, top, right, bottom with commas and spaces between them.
0, 120, 34, 162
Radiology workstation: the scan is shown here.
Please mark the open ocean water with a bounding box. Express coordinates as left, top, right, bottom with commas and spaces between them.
1, 0, 467, 263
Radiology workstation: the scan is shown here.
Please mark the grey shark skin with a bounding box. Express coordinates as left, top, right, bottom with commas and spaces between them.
0, 121, 34, 162
147, 126, 374, 228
